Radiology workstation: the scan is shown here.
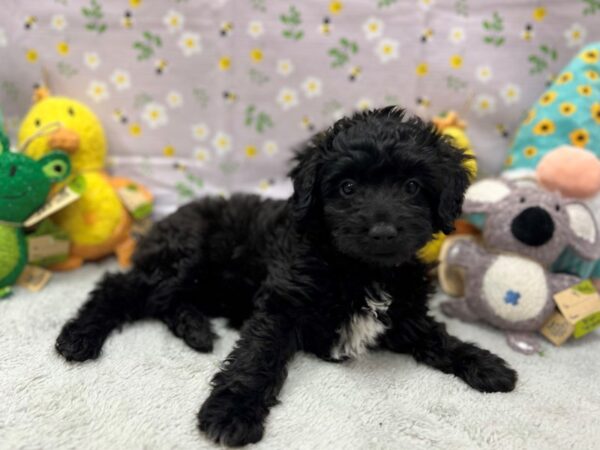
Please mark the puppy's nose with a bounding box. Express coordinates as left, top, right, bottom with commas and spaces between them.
368, 223, 398, 241
511, 206, 554, 247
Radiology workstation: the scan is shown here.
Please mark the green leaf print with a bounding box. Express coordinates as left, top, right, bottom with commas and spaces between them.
377, 0, 398, 7
581, 0, 600, 15
446, 75, 468, 91
192, 88, 209, 108
133, 93, 154, 109
219, 161, 239, 175
482, 11, 504, 46
133, 31, 163, 61
528, 45, 558, 75
322, 100, 342, 116
328, 38, 359, 68
248, 68, 270, 85
1, 81, 19, 102
454, 0, 469, 17
245, 105, 274, 134
81, 0, 107, 34
250, 0, 267, 12
280, 6, 303, 40
185, 173, 204, 188
175, 181, 194, 200
56, 61, 78, 78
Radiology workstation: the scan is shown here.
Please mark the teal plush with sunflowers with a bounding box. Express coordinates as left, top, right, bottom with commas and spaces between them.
0, 128, 71, 298
506, 42, 600, 169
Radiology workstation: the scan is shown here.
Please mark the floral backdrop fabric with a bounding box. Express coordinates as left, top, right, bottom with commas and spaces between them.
1, 0, 599, 215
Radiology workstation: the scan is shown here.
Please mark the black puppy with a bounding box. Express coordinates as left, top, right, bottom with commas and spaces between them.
56, 107, 517, 447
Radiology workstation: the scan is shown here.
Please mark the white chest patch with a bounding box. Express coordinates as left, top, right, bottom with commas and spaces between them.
330, 284, 392, 361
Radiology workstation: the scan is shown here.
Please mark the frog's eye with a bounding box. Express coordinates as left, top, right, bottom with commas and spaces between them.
39, 152, 71, 182
67, 106, 75, 117
34, 118, 42, 127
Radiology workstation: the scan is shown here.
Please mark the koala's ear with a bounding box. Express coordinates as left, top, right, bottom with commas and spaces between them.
462, 178, 512, 214
38, 151, 71, 182
564, 201, 600, 259
288, 142, 322, 229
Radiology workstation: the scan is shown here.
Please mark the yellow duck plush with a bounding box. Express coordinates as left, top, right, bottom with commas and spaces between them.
417, 111, 478, 264
18, 87, 152, 270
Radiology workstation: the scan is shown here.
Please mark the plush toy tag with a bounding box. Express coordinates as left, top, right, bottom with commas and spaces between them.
27, 235, 70, 264
540, 312, 574, 346
117, 184, 153, 220
24, 176, 85, 228
16, 265, 52, 292
540, 280, 600, 345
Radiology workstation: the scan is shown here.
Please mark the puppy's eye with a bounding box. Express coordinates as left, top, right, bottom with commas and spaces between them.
340, 180, 356, 197
404, 180, 420, 195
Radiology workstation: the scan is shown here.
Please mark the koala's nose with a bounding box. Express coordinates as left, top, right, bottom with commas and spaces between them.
368, 223, 398, 242
511, 206, 555, 247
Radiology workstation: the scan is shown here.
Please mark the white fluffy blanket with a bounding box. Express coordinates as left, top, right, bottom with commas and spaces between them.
1, 260, 599, 449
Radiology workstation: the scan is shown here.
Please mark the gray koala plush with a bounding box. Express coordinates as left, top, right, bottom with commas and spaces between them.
440, 178, 600, 354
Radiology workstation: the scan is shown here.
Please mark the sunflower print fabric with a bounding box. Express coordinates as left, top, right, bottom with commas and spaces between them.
1, 1, 600, 215
507, 42, 600, 171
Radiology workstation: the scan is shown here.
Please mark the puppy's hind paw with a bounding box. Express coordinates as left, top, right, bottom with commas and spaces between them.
198, 391, 265, 447
455, 346, 518, 393
55, 322, 105, 362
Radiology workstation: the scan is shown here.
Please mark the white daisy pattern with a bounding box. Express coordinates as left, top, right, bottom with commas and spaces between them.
166, 91, 183, 108
476, 65, 493, 83
194, 147, 211, 165
178, 32, 201, 57
375, 38, 399, 63
163, 10, 184, 33
276, 59, 294, 76
449, 26, 466, 44
473, 94, 496, 116
86, 81, 109, 103
276, 88, 299, 110
247, 20, 264, 38
109, 69, 131, 91
362, 17, 383, 41
212, 131, 232, 155
192, 123, 210, 141
83, 52, 100, 70
564, 23, 587, 48
263, 140, 279, 156
301, 77, 322, 98
500, 83, 521, 105
51, 14, 67, 31
141, 102, 168, 129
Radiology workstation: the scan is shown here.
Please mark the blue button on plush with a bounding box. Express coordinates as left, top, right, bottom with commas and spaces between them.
504, 290, 521, 306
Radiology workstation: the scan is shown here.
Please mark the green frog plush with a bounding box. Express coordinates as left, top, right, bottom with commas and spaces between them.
0, 140, 70, 298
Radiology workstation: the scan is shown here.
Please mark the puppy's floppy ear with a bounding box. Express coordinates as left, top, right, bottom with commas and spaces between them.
289, 141, 322, 228
434, 140, 473, 234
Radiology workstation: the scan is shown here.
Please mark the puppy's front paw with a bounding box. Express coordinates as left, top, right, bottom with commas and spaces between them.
455, 347, 517, 393
55, 321, 105, 362
198, 390, 265, 447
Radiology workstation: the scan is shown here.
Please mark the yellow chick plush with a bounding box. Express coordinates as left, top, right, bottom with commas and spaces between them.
417, 111, 477, 264
18, 87, 151, 270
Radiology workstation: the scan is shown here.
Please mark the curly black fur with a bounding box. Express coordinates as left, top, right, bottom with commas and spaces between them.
56, 107, 517, 447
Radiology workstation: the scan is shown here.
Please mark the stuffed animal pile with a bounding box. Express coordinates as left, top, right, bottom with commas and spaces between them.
18, 87, 153, 270
439, 42, 600, 353
0, 131, 71, 297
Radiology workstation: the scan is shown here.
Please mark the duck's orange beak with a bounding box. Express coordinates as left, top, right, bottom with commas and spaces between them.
48, 128, 80, 154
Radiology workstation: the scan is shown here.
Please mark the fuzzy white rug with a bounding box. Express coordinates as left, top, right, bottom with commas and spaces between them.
1, 259, 599, 449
